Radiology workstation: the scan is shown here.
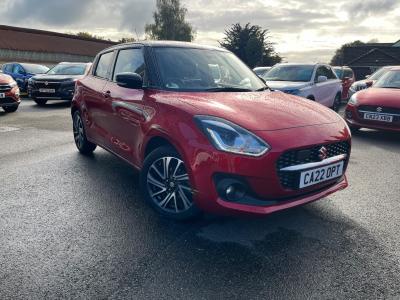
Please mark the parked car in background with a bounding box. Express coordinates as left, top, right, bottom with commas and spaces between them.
345, 67, 400, 132
253, 67, 271, 77
71, 41, 351, 220
28, 62, 92, 106
0, 73, 20, 113
264, 63, 343, 111
348, 66, 398, 98
1, 62, 49, 93
333, 66, 355, 100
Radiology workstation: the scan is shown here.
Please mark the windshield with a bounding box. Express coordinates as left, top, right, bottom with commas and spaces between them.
264, 65, 314, 82
369, 67, 389, 81
333, 68, 343, 79
22, 64, 49, 74
374, 70, 400, 89
153, 47, 265, 92
47, 64, 87, 75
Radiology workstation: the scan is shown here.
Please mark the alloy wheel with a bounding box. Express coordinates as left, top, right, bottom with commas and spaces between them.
73, 113, 85, 150
146, 156, 193, 213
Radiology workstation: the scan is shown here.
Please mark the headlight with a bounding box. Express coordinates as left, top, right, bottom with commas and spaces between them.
348, 93, 358, 106
9, 81, 17, 88
195, 116, 270, 156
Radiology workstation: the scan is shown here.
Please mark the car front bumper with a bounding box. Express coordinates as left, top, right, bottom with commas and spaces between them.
28, 84, 75, 101
181, 122, 351, 216
0, 87, 21, 107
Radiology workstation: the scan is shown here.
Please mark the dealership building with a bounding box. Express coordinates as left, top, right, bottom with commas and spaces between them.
343, 40, 400, 79
0, 25, 115, 66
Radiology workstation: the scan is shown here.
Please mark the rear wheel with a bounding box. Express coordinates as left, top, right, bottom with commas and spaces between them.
332, 94, 341, 112
140, 146, 200, 220
34, 99, 48, 106
72, 111, 97, 155
2, 106, 18, 113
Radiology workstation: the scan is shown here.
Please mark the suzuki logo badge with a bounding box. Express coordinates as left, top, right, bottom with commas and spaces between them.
376, 107, 383, 112
318, 146, 328, 161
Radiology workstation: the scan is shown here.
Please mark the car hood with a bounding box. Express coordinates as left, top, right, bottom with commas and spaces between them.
152, 90, 341, 131
356, 88, 400, 107
265, 81, 309, 91
32, 74, 84, 81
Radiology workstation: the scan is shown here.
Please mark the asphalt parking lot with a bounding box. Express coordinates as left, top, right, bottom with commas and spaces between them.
1, 99, 400, 299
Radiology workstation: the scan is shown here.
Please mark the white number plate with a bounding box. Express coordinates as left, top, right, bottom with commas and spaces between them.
363, 113, 393, 123
299, 161, 344, 189
0, 93, 5, 98
39, 88, 56, 93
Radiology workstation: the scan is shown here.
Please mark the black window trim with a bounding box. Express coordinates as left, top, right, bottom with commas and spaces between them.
110, 46, 145, 83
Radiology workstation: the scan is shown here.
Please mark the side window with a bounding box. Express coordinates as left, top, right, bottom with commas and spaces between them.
113, 48, 145, 81
326, 67, 337, 79
315, 67, 325, 82
94, 51, 114, 79
344, 69, 353, 78
13, 64, 24, 74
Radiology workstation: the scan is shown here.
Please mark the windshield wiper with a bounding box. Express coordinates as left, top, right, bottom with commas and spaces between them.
205, 87, 254, 92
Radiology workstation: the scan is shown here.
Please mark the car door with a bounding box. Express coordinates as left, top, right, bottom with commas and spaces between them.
12, 64, 26, 90
102, 47, 148, 165
82, 50, 115, 147
313, 66, 332, 106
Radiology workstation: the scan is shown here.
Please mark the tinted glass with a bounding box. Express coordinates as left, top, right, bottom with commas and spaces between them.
113, 48, 145, 81
153, 47, 265, 91
21, 64, 49, 74
264, 65, 314, 82
374, 70, 400, 89
47, 64, 87, 75
344, 69, 353, 78
315, 66, 336, 81
12, 64, 24, 74
95, 52, 114, 79
333, 68, 343, 79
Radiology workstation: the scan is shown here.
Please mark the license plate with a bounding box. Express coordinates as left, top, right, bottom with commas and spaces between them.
0, 93, 4, 98
39, 88, 56, 93
299, 161, 344, 189
363, 113, 393, 123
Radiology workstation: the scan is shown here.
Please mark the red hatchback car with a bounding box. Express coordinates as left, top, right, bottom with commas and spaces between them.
0, 73, 20, 113
71, 42, 351, 220
345, 67, 400, 132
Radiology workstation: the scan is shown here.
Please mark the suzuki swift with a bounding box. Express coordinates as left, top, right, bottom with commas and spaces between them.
71, 42, 351, 220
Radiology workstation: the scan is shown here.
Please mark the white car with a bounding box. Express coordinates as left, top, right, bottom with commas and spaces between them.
264, 63, 343, 111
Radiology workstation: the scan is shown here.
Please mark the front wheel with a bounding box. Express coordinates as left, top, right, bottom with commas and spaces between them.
2, 106, 18, 113
72, 111, 97, 155
34, 99, 48, 106
140, 146, 201, 220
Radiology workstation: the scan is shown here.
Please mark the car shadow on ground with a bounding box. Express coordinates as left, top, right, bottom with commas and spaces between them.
352, 129, 400, 147
29, 100, 71, 110
68, 150, 400, 299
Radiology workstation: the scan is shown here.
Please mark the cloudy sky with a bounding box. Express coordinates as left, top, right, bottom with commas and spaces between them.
0, 0, 399, 62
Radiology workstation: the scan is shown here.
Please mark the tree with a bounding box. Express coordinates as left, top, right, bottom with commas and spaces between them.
219, 23, 282, 68
330, 40, 365, 65
119, 37, 136, 43
75, 32, 103, 40
145, 0, 195, 42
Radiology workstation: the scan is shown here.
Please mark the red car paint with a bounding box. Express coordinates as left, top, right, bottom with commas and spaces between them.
72, 42, 351, 217
0, 74, 20, 112
345, 87, 400, 132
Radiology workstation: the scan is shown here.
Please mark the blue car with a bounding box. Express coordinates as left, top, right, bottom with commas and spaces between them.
1, 63, 49, 93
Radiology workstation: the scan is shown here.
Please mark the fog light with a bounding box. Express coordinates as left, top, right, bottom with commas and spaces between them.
225, 183, 246, 202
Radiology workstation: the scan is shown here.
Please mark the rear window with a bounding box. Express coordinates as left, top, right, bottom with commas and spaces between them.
95, 52, 114, 79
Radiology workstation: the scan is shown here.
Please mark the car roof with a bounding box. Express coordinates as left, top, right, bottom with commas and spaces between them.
103, 40, 228, 53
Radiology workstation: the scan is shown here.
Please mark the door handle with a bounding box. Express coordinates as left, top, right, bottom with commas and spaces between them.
102, 90, 111, 98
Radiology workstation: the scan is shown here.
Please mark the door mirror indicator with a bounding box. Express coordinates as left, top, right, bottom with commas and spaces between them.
115, 72, 143, 89
317, 75, 328, 83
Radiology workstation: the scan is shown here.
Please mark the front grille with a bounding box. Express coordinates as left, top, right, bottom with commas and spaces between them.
33, 81, 61, 89
276, 141, 350, 189
0, 84, 12, 92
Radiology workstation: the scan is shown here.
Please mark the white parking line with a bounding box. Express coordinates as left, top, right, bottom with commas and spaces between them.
0, 126, 20, 133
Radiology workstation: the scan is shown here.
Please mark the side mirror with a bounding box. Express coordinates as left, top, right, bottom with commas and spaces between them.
365, 80, 373, 87
317, 75, 328, 83
115, 72, 143, 89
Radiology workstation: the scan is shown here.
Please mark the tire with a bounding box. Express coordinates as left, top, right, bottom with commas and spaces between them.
140, 146, 201, 220
72, 111, 97, 155
2, 105, 18, 113
34, 99, 48, 106
332, 94, 341, 112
